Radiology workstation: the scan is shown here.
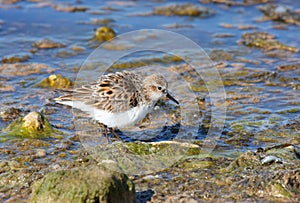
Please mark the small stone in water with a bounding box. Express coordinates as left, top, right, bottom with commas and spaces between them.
261, 155, 282, 165
35, 149, 47, 158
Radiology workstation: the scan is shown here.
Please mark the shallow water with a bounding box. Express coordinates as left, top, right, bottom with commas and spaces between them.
0, 0, 300, 201
1, 1, 299, 150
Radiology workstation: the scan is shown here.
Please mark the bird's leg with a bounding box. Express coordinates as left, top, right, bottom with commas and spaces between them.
109, 127, 123, 142
98, 123, 111, 143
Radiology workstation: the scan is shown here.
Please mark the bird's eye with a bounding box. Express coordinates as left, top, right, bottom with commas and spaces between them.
157, 86, 162, 90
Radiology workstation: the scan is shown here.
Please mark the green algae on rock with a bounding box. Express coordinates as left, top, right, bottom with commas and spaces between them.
94, 26, 116, 42
209, 49, 234, 61
35, 74, 73, 89
240, 31, 298, 52
4, 112, 54, 138
134, 143, 300, 202
0, 63, 53, 77
1, 53, 31, 63
111, 55, 183, 69
259, 4, 300, 26
153, 3, 214, 17
88, 141, 201, 175
31, 166, 135, 203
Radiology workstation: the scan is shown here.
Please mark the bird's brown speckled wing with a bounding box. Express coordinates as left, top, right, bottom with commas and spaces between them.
55, 71, 144, 113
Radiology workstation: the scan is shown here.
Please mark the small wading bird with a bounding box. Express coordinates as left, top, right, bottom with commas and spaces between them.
55, 71, 179, 141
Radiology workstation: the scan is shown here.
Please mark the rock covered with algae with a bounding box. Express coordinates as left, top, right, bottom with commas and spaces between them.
31, 166, 135, 203
239, 31, 298, 52
35, 74, 73, 89
4, 111, 54, 138
1, 53, 31, 63
259, 4, 300, 26
153, 3, 214, 18
94, 26, 116, 42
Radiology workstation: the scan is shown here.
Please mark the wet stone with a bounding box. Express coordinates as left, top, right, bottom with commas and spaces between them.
261, 155, 282, 165
35, 149, 47, 158
1, 53, 31, 63
201, 0, 273, 6
277, 63, 300, 71
94, 26, 116, 42
70, 45, 86, 52
89, 18, 115, 25
52, 4, 89, 12
31, 166, 135, 203
209, 49, 234, 61
153, 3, 214, 17
239, 31, 299, 52
0, 63, 52, 77
35, 74, 73, 89
259, 4, 300, 26
32, 39, 65, 49
4, 111, 54, 138
0, 107, 22, 121
0, 0, 20, 4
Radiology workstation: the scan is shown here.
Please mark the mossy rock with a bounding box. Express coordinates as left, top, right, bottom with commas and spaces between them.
35, 74, 73, 89
153, 3, 214, 17
111, 55, 183, 69
224, 151, 261, 173
90, 141, 202, 174
94, 27, 116, 42
1, 53, 31, 63
4, 112, 54, 138
209, 49, 233, 61
240, 31, 298, 52
259, 4, 300, 26
31, 166, 135, 203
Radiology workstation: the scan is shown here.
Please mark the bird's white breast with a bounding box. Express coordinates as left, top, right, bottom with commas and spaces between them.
57, 100, 152, 128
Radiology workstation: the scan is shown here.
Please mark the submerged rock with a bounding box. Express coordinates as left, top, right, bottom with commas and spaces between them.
0, 63, 52, 77
277, 63, 300, 71
4, 111, 54, 138
32, 39, 65, 49
53, 4, 89, 12
0, 107, 22, 121
209, 49, 234, 61
239, 31, 298, 52
153, 3, 214, 18
89, 18, 115, 25
94, 26, 116, 42
31, 166, 135, 203
259, 4, 300, 26
201, 0, 273, 6
0, 0, 20, 4
35, 74, 73, 89
1, 53, 31, 63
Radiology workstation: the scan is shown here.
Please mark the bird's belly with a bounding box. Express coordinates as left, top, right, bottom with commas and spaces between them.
59, 100, 152, 128
93, 105, 151, 128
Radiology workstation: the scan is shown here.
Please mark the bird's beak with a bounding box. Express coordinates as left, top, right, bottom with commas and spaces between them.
166, 91, 179, 105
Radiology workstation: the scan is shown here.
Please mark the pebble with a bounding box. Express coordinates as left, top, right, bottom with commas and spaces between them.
35, 149, 47, 158
261, 155, 282, 165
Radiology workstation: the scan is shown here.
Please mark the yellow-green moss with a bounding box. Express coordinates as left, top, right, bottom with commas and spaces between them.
35, 74, 73, 89
4, 112, 54, 138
